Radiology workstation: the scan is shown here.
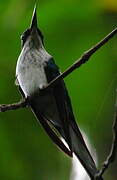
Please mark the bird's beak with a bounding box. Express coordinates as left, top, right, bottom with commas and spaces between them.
30, 5, 38, 31
29, 4, 42, 48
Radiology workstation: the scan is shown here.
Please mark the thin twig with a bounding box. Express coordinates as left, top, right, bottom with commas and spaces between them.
0, 99, 27, 112
43, 28, 117, 90
95, 91, 117, 179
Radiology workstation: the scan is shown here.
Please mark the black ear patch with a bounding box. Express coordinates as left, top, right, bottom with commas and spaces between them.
21, 29, 31, 46
21, 27, 44, 47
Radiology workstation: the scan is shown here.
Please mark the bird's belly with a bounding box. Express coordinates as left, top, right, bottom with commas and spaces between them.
17, 65, 48, 97
17, 64, 61, 126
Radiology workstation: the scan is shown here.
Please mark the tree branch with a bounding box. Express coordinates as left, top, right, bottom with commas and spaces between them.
0, 28, 116, 111
95, 90, 117, 179
0, 99, 27, 112
43, 28, 117, 90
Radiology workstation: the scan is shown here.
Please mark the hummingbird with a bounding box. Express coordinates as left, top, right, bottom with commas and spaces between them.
16, 6, 103, 180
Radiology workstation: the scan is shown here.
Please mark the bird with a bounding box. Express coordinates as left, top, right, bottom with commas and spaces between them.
16, 6, 103, 180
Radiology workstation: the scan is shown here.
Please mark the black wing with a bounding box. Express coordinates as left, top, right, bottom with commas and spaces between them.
44, 58, 73, 151
44, 58, 102, 179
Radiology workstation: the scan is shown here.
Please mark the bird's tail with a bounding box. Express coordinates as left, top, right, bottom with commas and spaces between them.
69, 123, 103, 180
30, 102, 72, 157
29, 96, 103, 180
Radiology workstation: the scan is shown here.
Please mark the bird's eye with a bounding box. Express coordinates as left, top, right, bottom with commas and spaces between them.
21, 29, 30, 41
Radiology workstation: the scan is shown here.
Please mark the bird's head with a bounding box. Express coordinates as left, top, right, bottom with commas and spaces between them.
21, 5, 44, 49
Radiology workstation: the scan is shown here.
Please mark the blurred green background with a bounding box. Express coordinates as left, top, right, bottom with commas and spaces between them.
0, 0, 117, 180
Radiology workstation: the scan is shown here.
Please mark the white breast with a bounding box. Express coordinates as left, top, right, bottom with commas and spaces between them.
16, 45, 51, 97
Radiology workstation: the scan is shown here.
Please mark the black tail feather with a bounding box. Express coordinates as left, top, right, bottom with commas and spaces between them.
31, 105, 72, 157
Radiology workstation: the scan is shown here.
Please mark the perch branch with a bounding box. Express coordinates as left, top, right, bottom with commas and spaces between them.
44, 28, 117, 90
0, 99, 27, 112
95, 91, 117, 179
0, 28, 117, 113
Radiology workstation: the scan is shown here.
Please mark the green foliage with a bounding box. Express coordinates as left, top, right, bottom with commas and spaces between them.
0, 0, 117, 179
